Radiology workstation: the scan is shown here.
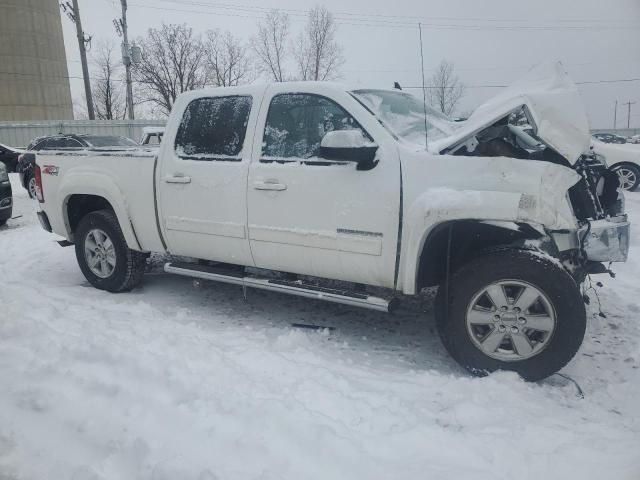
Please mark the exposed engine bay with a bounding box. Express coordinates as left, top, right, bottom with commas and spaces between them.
445, 107, 622, 223
439, 106, 627, 282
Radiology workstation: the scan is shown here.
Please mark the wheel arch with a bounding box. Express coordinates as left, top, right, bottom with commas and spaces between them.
609, 160, 640, 170
413, 220, 548, 294
59, 172, 141, 250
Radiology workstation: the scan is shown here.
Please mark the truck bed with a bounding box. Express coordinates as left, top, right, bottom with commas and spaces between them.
37, 148, 164, 252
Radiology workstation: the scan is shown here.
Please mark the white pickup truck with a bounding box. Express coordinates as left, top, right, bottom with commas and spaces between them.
34, 63, 629, 380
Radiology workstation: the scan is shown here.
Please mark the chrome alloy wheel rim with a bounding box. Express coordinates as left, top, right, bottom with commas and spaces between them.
465, 280, 557, 361
84, 228, 117, 278
616, 168, 637, 191
28, 177, 37, 198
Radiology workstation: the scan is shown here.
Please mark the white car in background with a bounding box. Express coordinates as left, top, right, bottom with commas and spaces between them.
592, 139, 640, 191
627, 134, 640, 144
140, 126, 165, 146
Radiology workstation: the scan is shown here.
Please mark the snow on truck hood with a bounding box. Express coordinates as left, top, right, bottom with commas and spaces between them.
430, 62, 591, 165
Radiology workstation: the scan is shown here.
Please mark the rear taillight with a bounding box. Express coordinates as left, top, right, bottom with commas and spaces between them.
35, 164, 44, 203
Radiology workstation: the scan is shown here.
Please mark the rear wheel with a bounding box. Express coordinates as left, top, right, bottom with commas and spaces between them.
611, 163, 640, 191
436, 248, 586, 381
27, 175, 37, 199
74, 209, 146, 292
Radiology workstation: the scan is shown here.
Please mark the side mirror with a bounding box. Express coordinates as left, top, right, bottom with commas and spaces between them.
320, 130, 378, 171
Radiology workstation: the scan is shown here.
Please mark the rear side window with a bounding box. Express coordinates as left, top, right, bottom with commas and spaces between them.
41, 138, 61, 150
175, 96, 252, 161
83, 136, 137, 147
62, 138, 84, 148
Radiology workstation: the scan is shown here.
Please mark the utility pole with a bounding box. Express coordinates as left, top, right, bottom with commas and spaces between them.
613, 100, 618, 129
70, 0, 95, 119
623, 100, 636, 129
120, 0, 135, 120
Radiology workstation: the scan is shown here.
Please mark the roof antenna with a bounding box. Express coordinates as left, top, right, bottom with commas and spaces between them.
394, 82, 402, 90
418, 23, 428, 150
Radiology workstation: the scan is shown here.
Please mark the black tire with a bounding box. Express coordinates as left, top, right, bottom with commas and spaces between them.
611, 163, 640, 191
74, 209, 146, 292
435, 248, 586, 381
0, 219, 6, 227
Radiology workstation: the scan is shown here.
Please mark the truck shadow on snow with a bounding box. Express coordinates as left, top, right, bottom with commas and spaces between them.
134, 255, 458, 374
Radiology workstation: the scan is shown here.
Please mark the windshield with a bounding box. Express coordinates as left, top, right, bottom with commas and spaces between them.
82, 136, 138, 147
351, 89, 460, 147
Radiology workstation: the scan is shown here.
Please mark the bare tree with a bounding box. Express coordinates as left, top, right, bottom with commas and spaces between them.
132, 23, 207, 116
72, 94, 89, 120
427, 60, 465, 117
252, 10, 290, 82
204, 30, 253, 87
92, 41, 126, 120
293, 5, 344, 81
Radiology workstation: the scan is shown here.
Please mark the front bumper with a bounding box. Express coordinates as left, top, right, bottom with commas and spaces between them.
550, 214, 630, 263
581, 215, 630, 262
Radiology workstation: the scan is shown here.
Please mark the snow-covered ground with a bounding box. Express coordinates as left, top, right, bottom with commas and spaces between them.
1, 173, 639, 480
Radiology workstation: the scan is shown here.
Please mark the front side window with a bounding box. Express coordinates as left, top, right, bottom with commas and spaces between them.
262, 94, 367, 160
175, 96, 252, 160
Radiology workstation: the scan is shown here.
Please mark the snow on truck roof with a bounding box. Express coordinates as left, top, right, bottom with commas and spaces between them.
177, 81, 369, 100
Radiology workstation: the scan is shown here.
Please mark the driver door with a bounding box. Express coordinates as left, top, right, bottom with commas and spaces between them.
247, 88, 401, 288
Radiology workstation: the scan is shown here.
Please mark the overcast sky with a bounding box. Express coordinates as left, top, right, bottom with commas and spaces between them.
61, 0, 640, 128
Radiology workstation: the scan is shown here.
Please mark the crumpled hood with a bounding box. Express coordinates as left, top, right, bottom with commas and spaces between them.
431, 62, 591, 165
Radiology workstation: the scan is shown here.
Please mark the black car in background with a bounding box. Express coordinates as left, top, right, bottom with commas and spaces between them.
0, 142, 22, 172
17, 134, 138, 198
0, 162, 12, 226
592, 132, 628, 144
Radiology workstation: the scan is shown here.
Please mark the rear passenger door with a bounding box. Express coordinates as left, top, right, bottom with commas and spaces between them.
157, 89, 263, 265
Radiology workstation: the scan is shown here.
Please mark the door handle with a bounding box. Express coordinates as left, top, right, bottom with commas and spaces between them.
165, 175, 191, 184
253, 180, 287, 191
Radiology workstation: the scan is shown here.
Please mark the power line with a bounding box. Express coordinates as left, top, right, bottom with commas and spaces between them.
125, 1, 640, 31
403, 78, 640, 89
3, 70, 640, 90
343, 58, 637, 74
150, 0, 640, 28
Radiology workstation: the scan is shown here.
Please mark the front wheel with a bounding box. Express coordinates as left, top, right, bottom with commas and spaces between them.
611, 163, 640, 191
74, 209, 147, 292
436, 248, 586, 381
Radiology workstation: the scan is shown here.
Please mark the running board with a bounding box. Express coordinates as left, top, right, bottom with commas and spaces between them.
164, 262, 398, 313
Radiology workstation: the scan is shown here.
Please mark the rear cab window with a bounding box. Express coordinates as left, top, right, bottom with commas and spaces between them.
174, 96, 252, 161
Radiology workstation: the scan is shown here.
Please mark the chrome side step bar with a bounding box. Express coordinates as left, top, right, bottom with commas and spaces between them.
164, 262, 397, 313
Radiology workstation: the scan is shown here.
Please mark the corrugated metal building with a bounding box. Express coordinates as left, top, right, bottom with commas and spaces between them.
0, 120, 166, 147
0, 0, 73, 120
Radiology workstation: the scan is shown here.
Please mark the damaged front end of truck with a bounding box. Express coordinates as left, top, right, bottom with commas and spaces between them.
354, 61, 630, 290
425, 62, 629, 282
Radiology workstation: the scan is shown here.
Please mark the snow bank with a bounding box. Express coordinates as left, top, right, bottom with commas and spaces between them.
0, 174, 639, 479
